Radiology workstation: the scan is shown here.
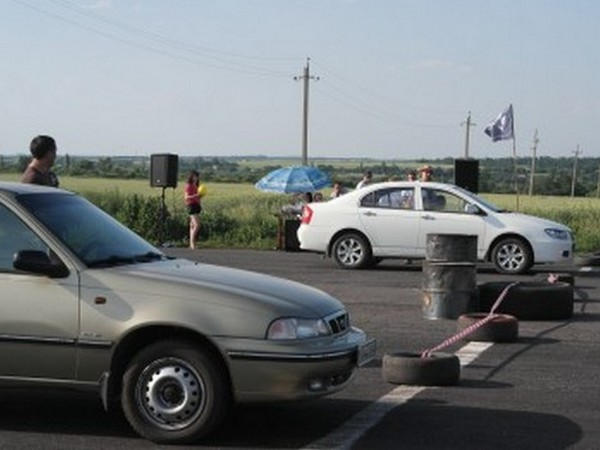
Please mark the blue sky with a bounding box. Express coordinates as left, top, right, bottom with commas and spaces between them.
1, 0, 598, 159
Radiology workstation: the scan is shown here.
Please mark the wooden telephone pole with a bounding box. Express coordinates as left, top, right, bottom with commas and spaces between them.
461, 111, 476, 158
294, 58, 319, 166
571, 144, 582, 197
528, 129, 539, 196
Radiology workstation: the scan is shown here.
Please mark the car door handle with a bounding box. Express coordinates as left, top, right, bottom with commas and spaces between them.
422, 214, 435, 220
363, 211, 377, 217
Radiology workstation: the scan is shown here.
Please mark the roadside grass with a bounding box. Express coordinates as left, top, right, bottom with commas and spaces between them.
2, 174, 598, 252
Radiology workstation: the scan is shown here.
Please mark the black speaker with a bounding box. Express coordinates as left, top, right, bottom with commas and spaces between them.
454, 159, 479, 193
284, 219, 301, 251
150, 154, 178, 188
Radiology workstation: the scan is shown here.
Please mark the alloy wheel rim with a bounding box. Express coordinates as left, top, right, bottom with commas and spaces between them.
497, 243, 525, 272
135, 357, 206, 430
336, 238, 363, 266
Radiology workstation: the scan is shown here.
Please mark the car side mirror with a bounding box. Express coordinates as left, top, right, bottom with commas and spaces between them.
13, 250, 69, 278
465, 204, 484, 215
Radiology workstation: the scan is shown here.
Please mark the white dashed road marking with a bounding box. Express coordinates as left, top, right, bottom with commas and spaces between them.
302, 341, 494, 450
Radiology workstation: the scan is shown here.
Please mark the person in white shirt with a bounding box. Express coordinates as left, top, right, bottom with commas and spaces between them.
356, 171, 373, 189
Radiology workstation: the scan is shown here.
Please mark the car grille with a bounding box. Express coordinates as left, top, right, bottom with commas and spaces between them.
328, 312, 350, 334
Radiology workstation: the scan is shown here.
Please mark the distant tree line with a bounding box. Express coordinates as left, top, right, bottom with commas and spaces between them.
1, 154, 598, 196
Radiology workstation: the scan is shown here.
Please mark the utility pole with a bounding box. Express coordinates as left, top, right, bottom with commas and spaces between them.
460, 111, 476, 158
597, 165, 600, 198
528, 129, 539, 196
571, 144, 581, 197
294, 57, 319, 166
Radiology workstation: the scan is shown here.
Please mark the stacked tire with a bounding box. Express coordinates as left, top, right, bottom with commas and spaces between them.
382, 352, 460, 386
478, 281, 574, 320
456, 313, 519, 342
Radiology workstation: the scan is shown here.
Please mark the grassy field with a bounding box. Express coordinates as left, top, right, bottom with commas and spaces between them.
2, 174, 599, 252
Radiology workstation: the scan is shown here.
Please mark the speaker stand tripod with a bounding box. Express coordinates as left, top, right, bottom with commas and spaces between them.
158, 186, 167, 246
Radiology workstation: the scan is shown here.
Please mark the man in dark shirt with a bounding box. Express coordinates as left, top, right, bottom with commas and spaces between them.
21, 135, 59, 187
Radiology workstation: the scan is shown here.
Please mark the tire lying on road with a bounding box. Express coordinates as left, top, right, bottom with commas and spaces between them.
457, 313, 518, 343
478, 281, 574, 320
382, 352, 460, 386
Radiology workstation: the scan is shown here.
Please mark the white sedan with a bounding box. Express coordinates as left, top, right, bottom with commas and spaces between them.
297, 181, 574, 274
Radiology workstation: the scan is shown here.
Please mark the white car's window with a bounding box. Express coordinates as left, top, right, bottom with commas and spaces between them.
361, 188, 415, 210
0, 204, 48, 273
422, 188, 469, 213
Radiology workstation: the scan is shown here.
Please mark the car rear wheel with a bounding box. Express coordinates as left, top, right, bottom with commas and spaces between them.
121, 340, 230, 444
491, 237, 532, 274
332, 233, 372, 269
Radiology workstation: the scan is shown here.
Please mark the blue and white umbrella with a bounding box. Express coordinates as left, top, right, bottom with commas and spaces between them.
255, 166, 331, 193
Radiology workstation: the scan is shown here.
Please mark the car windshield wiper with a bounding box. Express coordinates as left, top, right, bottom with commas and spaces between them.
133, 251, 165, 263
87, 255, 137, 268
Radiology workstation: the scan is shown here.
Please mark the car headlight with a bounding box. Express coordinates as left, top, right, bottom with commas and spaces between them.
545, 228, 569, 240
267, 318, 330, 340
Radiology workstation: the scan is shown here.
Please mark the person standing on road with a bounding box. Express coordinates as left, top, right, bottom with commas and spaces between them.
356, 170, 373, 189
184, 170, 202, 249
21, 135, 59, 187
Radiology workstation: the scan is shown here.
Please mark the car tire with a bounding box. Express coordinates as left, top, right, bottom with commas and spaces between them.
332, 233, 372, 269
121, 340, 230, 444
457, 313, 519, 343
478, 281, 574, 320
491, 237, 533, 274
382, 352, 460, 386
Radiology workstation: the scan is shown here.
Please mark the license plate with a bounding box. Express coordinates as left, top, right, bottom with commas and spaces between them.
357, 338, 377, 367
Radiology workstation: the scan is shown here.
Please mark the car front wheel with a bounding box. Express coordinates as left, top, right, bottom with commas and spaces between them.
332, 233, 372, 269
121, 340, 230, 444
491, 237, 532, 274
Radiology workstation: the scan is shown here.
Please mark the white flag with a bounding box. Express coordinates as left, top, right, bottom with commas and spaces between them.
484, 104, 514, 142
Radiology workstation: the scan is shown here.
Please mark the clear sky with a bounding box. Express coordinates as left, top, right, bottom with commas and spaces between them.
1, 0, 598, 159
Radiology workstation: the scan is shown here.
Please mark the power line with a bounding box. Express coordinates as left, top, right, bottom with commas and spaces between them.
315, 81, 455, 129
48, 0, 300, 69
311, 58, 465, 116
10, 0, 294, 78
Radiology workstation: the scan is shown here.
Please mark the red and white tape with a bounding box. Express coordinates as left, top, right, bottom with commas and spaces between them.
421, 281, 520, 358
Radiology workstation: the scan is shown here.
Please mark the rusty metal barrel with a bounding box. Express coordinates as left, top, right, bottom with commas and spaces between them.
422, 234, 478, 320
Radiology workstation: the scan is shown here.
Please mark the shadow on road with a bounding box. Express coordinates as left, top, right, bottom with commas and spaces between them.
354, 401, 582, 449
0, 388, 372, 449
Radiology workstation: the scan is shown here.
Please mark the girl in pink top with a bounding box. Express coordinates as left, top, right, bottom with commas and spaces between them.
184, 170, 201, 249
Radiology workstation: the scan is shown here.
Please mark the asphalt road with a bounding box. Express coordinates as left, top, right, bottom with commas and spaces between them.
2, 249, 598, 449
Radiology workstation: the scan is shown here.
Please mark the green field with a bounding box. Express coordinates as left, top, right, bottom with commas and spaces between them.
2, 174, 599, 252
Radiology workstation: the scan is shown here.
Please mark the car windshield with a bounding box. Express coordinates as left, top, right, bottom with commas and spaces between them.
17, 193, 163, 267
452, 186, 505, 212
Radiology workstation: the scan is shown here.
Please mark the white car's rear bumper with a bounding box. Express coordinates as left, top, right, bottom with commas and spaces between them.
297, 224, 330, 253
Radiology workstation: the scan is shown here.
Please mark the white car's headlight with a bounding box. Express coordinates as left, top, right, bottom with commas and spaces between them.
267, 318, 330, 340
545, 228, 569, 240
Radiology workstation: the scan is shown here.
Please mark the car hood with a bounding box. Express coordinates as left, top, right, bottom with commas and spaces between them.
496, 212, 571, 232
91, 258, 344, 318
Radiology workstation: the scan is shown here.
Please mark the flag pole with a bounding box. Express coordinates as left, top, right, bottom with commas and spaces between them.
513, 136, 519, 211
